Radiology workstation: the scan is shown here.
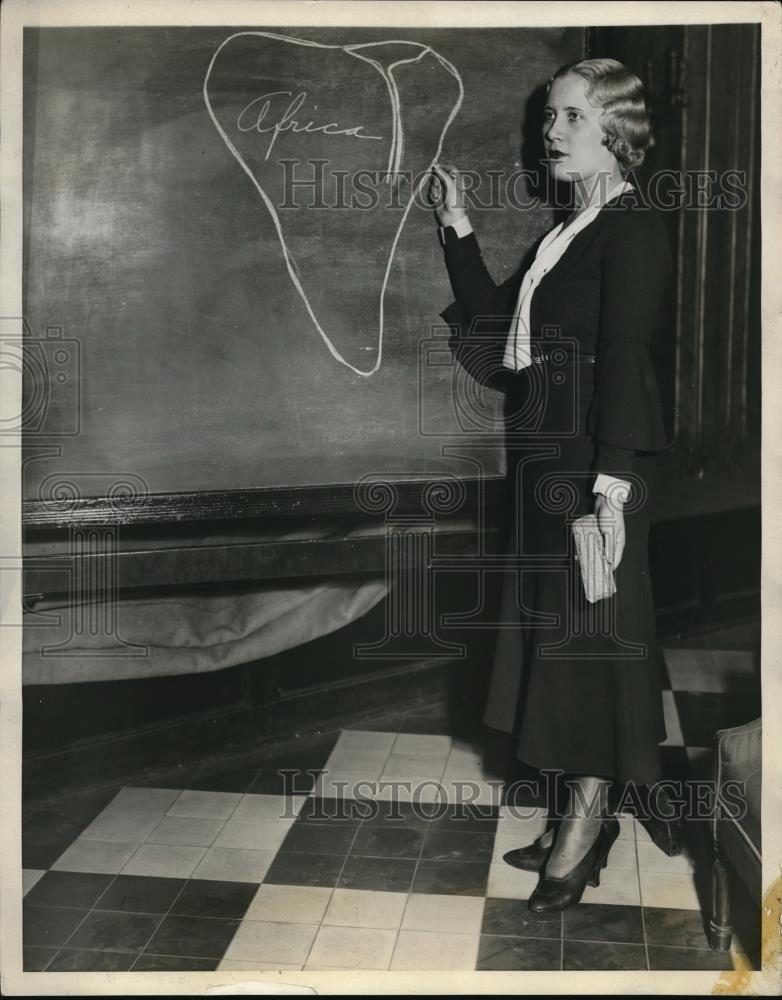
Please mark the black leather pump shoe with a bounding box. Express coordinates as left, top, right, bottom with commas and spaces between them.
527, 817, 620, 913
502, 828, 556, 873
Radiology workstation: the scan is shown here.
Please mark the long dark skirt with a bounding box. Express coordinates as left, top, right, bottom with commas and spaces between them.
504, 359, 667, 787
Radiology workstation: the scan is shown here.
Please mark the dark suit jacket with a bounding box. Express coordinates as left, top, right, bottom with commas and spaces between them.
439, 193, 672, 477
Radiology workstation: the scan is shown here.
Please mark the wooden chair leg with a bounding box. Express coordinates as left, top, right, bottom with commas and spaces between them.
708, 854, 733, 952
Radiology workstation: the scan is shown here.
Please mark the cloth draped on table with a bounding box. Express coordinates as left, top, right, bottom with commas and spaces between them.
22, 525, 389, 686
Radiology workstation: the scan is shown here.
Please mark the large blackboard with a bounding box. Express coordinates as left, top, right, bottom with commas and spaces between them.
23, 26, 582, 506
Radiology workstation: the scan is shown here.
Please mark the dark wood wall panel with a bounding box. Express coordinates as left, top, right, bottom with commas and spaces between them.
726, 27, 759, 455
675, 25, 711, 468
700, 25, 760, 473
589, 23, 761, 485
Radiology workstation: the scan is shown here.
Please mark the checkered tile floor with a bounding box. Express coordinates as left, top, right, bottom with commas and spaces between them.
22, 623, 760, 973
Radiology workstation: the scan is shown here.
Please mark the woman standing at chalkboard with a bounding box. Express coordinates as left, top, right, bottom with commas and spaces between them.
431, 59, 672, 913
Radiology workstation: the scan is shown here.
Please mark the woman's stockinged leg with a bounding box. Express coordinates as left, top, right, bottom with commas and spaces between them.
544, 774, 610, 878
526, 774, 621, 912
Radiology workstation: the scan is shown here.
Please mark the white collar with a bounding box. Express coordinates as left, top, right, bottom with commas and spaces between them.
544, 179, 634, 248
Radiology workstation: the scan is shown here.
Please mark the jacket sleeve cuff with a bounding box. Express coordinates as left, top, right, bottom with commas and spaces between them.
438, 216, 474, 245
593, 474, 631, 504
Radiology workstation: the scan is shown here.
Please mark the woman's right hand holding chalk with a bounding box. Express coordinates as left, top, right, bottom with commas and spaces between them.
429, 162, 469, 229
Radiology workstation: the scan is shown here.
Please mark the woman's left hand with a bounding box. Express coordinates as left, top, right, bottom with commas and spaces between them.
594, 492, 626, 569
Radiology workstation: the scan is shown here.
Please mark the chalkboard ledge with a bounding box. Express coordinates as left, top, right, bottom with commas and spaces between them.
23, 477, 505, 530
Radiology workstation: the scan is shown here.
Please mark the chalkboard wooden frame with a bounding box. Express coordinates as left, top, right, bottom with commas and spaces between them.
22, 475, 512, 604
22, 475, 508, 530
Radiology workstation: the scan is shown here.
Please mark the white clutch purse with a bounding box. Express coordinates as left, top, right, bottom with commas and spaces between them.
572, 514, 617, 603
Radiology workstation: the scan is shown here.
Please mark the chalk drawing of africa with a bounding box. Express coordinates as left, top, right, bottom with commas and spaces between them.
203, 32, 463, 376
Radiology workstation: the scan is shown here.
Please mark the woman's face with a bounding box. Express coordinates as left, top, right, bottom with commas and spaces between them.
543, 73, 619, 187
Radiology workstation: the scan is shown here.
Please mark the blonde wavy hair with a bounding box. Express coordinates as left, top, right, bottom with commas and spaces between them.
550, 58, 654, 173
